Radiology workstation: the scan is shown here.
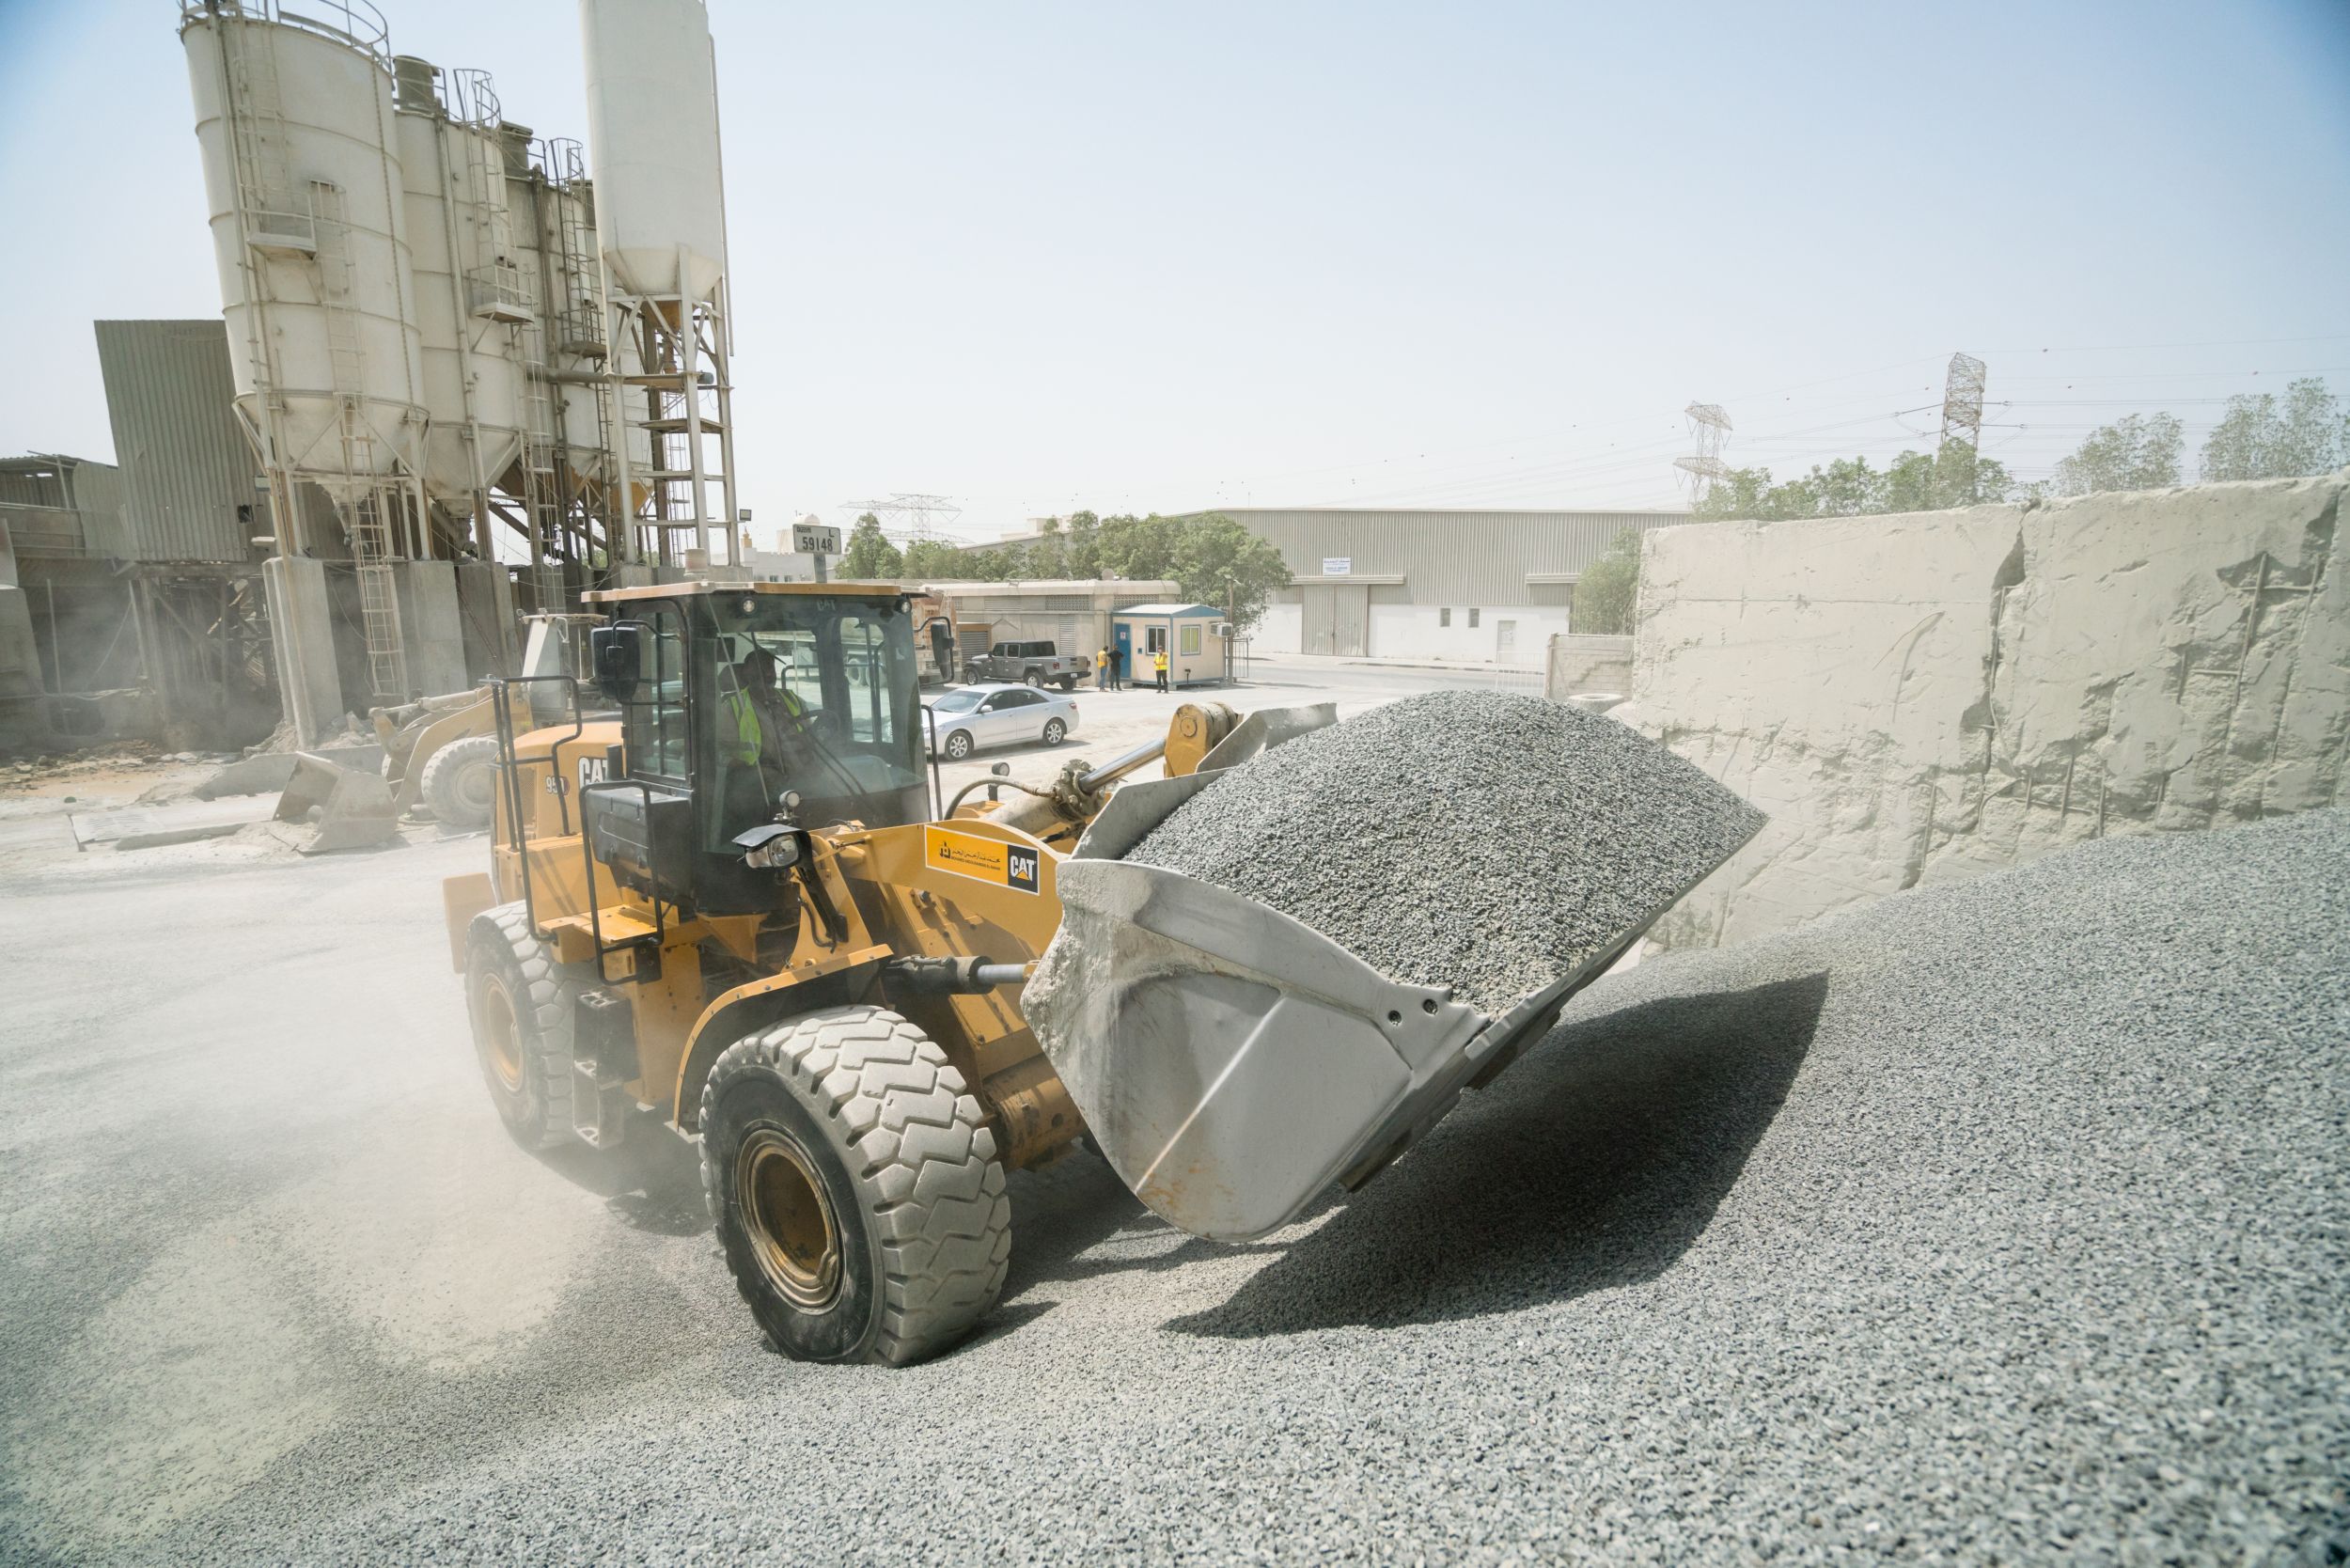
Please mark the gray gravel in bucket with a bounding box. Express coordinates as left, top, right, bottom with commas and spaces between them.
1124, 689, 1766, 1011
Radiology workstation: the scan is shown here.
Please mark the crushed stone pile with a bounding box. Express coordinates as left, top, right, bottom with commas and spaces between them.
76, 807, 2342, 1567
1125, 689, 1765, 1011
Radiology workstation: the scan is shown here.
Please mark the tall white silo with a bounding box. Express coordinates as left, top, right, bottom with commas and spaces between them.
180, 0, 430, 706
509, 134, 631, 597
579, 0, 738, 567
390, 56, 529, 541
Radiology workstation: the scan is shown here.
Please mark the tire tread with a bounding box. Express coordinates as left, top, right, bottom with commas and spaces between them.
699, 1005, 1010, 1365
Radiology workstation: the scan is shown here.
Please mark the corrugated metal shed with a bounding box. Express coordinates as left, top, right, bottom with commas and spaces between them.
1194, 508, 1687, 605
94, 320, 260, 564
0, 454, 123, 558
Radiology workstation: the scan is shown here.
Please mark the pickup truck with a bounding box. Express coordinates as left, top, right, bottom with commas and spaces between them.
966, 638, 1088, 690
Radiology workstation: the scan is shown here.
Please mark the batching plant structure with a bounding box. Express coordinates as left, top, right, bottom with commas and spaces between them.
177, 0, 653, 735
580, 0, 739, 569
181, 0, 431, 722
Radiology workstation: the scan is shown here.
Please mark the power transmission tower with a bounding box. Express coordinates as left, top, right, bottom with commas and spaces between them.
1937, 353, 1989, 502
1672, 402, 1734, 507
1938, 353, 1987, 456
840, 493, 964, 547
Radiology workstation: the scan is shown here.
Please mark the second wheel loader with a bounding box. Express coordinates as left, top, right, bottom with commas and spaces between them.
446, 579, 1747, 1364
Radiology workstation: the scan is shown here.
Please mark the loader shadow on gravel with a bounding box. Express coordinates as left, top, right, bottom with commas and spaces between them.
536, 1116, 710, 1236
1169, 970, 1827, 1339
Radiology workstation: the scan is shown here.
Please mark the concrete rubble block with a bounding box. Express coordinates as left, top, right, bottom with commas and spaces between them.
1976, 474, 2345, 851
1542, 634, 1634, 702
1631, 473, 2350, 948
194, 753, 300, 799
1633, 506, 2020, 946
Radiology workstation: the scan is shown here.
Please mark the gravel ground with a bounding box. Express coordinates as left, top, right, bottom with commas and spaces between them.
1127, 690, 1765, 1010
5, 808, 2344, 1566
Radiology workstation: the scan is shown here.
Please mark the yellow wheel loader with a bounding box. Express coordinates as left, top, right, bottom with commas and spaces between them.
444, 580, 1743, 1365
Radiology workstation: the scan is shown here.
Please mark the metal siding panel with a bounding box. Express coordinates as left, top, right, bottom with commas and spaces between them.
1201, 508, 1685, 606
95, 320, 260, 563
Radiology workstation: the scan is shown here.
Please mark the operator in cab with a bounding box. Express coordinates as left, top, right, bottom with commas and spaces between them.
723, 650, 807, 821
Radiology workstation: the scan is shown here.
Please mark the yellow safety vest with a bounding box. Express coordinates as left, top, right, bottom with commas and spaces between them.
726, 686, 804, 765
1153, 651, 1167, 671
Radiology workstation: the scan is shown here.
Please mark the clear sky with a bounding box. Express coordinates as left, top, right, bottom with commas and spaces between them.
4, 1, 2347, 543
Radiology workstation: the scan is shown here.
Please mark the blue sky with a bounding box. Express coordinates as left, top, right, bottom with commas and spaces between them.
4, 1, 2346, 541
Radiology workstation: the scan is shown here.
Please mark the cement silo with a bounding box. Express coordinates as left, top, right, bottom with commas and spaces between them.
505, 134, 629, 603
579, 0, 738, 567
180, 0, 430, 713
390, 56, 529, 542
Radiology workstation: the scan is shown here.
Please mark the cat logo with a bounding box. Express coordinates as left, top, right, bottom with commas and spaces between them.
923, 825, 1042, 896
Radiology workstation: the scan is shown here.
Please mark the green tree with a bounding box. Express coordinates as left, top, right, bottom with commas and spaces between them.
1167, 513, 1293, 632
1572, 527, 1642, 635
1094, 512, 1182, 579
2200, 378, 2350, 481
1061, 510, 1102, 577
1692, 443, 2013, 523
2050, 413, 2185, 496
1024, 516, 1071, 578
839, 511, 903, 578
901, 538, 965, 578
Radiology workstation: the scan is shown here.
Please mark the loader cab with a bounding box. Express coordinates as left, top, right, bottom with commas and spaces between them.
585, 583, 928, 916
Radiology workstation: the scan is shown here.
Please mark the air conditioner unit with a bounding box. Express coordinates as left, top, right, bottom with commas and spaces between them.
1213, 622, 1234, 640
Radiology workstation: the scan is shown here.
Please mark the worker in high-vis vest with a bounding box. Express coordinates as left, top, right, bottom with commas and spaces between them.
726, 652, 805, 773
1152, 647, 1169, 693
1094, 646, 1109, 691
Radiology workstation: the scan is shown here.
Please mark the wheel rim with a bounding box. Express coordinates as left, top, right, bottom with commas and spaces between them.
947, 732, 971, 759
1045, 722, 1064, 743
477, 971, 525, 1093
737, 1127, 842, 1310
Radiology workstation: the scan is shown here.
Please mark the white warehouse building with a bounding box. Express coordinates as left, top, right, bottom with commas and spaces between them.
1188, 507, 1684, 666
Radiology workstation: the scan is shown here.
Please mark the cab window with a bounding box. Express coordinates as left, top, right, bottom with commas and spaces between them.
619, 604, 689, 780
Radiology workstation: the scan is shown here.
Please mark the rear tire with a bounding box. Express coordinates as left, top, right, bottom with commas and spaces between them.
1042, 718, 1067, 745
1023, 668, 1043, 688
1057, 675, 1076, 692
464, 902, 587, 1150
421, 734, 500, 830
700, 1006, 1010, 1365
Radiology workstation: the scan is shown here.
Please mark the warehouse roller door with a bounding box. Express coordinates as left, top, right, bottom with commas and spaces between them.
1301, 585, 1369, 656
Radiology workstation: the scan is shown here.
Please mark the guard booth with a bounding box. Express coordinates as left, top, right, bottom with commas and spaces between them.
1111, 602, 1229, 688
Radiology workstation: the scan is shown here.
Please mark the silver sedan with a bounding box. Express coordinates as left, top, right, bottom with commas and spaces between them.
924, 682, 1081, 761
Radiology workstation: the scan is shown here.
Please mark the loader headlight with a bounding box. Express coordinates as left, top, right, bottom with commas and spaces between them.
731, 822, 800, 871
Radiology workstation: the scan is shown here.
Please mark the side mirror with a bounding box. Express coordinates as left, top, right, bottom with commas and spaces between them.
589, 623, 641, 703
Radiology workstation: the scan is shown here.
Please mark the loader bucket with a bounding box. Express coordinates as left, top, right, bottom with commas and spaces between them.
1024, 724, 1757, 1242
272, 752, 401, 855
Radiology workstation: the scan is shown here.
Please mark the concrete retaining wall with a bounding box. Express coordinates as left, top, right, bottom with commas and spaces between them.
1544, 634, 1634, 698
1630, 472, 2348, 948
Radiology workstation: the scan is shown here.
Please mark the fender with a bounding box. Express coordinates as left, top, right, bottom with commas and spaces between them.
669, 943, 891, 1131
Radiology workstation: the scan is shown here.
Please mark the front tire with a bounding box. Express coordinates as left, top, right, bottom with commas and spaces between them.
943, 729, 974, 761
464, 902, 586, 1150
1042, 718, 1067, 745
700, 1007, 1010, 1365
420, 734, 501, 830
